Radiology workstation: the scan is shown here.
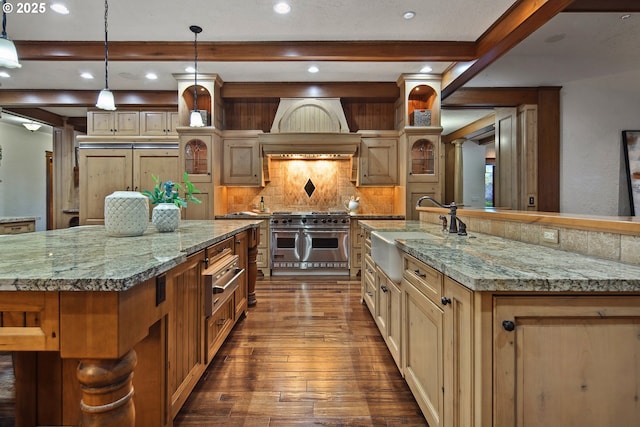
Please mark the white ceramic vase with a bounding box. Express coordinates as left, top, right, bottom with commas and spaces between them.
152, 203, 180, 232
104, 191, 149, 237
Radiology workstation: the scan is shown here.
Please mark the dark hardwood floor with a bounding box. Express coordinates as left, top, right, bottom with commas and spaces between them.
174, 276, 428, 426
0, 276, 428, 426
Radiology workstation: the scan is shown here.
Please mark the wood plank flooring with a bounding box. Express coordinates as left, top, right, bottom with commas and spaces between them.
174, 276, 428, 426
0, 276, 428, 426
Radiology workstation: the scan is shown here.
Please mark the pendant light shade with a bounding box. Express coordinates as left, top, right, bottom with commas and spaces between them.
0, 0, 21, 68
189, 25, 205, 127
96, 0, 116, 110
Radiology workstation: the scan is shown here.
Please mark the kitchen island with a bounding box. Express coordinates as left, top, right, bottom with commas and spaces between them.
358, 219, 640, 427
0, 219, 261, 427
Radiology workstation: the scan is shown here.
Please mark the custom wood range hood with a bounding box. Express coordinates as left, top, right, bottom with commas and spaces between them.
258, 98, 361, 159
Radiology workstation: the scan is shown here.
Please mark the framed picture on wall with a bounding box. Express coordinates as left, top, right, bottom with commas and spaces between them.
622, 130, 640, 216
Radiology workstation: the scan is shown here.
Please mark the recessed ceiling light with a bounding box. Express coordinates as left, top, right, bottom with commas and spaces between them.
145, 72, 158, 80
420, 65, 432, 73
307, 65, 319, 73
80, 72, 94, 79
403, 11, 415, 20
185, 66, 196, 73
274, 2, 291, 14
0, 71, 10, 78
50, 3, 69, 14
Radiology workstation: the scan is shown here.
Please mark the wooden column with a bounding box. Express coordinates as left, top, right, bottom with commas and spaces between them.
247, 226, 259, 306
452, 138, 465, 204
76, 350, 137, 427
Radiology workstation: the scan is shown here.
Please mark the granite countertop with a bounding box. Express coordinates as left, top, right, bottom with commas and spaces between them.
358, 220, 640, 293
216, 212, 404, 220
0, 216, 37, 224
0, 220, 261, 292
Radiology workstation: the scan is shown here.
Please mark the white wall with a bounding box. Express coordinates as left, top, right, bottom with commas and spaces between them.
462, 141, 487, 208
0, 121, 52, 231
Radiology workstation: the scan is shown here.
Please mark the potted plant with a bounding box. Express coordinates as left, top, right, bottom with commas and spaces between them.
142, 172, 201, 232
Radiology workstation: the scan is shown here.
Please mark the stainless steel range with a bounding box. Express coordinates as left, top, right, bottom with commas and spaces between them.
270, 211, 350, 275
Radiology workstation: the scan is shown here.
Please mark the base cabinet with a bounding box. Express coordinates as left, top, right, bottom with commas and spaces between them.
493, 295, 640, 427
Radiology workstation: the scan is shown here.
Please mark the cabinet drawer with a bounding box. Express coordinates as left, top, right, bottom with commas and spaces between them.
206, 237, 234, 264
206, 294, 235, 362
403, 255, 442, 302
0, 221, 35, 234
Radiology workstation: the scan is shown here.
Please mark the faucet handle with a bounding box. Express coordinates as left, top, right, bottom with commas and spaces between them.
457, 219, 467, 236
438, 215, 448, 232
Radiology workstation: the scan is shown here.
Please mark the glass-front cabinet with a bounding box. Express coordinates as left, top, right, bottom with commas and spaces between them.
179, 133, 212, 183
407, 131, 441, 183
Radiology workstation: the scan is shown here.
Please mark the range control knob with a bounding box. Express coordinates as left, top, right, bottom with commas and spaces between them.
272, 219, 279, 224
301, 218, 307, 223
313, 219, 319, 223
322, 219, 327, 223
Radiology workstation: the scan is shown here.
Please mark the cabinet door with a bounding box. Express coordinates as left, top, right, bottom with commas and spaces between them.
403, 277, 444, 427
494, 296, 640, 427
362, 254, 376, 316
87, 111, 115, 135
359, 138, 397, 185
167, 111, 180, 135
114, 111, 140, 135
386, 273, 402, 371
180, 134, 212, 183
442, 277, 473, 427
79, 148, 133, 225
349, 220, 362, 275
233, 231, 249, 318
407, 134, 442, 183
166, 250, 205, 418
375, 267, 389, 335
222, 139, 261, 186
139, 111, 169, 136
133, 148, 180, 194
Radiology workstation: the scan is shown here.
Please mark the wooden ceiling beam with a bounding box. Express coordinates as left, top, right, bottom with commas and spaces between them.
565, 0, 640, 12
442, 87, 542, 108
443, 114, 495, 143
221, 82, 399, 99
441, 0, 575, 100
14, 40, 477, 62
0, 90, 177, 107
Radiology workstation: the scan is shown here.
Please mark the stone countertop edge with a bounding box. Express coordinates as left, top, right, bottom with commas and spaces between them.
358, 220, 640, 293
0, 216, 37, 223
216, 213, 404, 220
0, 219, 262, 292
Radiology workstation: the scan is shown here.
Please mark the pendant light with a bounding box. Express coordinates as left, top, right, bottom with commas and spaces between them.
189, 25, 204, 127
96, 0, 116, 110
0, 0, 21, 68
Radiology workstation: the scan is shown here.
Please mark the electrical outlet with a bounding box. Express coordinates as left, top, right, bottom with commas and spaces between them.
528, 195, 535, 206
542, 228, 559, 244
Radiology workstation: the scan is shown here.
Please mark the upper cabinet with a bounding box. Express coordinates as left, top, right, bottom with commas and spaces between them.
396, 74, 442, 129
407, 129, 443, 183
139, 110, 180, 136
222, 133, 262, 186
87, 110, 140, 136
359, 135, 398, 186
87, 109, 179, 137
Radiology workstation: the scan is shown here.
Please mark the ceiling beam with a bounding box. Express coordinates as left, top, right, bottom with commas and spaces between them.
15, 40, 477, 62
441, 0, 575, 100
0, 90, 177, 107
442, 87, 542, 108
221, 82, 399, 99
565, 0, 640, 12
443, 114, 495, 143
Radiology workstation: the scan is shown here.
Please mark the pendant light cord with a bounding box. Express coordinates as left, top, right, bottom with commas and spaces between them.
2, 0, 8, 39
103, 0, 109, 90
193, 29, 198, 111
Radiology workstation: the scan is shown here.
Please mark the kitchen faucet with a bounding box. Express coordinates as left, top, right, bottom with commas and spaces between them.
416, 196, 467, 235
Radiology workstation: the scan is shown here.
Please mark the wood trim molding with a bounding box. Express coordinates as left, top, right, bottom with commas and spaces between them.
443, 114, 495, 143
0, 90, 177, 107
221, 82, 399, 99
442, 87, 542, 108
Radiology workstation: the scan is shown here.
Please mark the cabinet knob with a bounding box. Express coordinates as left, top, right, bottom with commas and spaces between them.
381, 285, 388, 293
441, 297, 451, 305
502, 320, 516, 332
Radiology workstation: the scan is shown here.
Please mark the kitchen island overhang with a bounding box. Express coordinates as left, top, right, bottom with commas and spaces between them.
0, 219, 261, 427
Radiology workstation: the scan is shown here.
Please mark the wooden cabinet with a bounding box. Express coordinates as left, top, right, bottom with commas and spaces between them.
79, 145, 180, 225
140, 110, 180, 136
256, 219, 270, 275
359, 137, 398, 186
375, 267, 402, 370
0, 219, 35, 234
361, 229, 376, 315
401, 254, 473, 427
233, 230, 249, 319
493, 295, 640, 427
349, 219, 363, 276
87, 110, 180, 136
166, 249, 206, 419
87, 110, 140, 136
222, 138, 261, 186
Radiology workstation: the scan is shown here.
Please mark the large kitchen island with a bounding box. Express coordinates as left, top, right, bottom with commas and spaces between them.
0, 219, 261, 427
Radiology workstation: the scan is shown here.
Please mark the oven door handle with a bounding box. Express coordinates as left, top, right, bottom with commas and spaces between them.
302, 229, 349, 233
212, 268, 244, 294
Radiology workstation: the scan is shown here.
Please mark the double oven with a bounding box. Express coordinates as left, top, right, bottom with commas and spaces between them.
270, 211, 350, 275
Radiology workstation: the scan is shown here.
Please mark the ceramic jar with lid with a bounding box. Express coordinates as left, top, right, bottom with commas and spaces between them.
104, 191, 149, 237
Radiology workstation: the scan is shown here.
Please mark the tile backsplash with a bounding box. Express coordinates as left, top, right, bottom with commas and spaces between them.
225, 159, 395, 214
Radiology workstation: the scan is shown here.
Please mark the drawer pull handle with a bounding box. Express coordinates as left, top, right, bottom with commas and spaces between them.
414, 269, 426, 278
366, 291, 373, 296
441, 297, 451, 305
502, 320, 516, 332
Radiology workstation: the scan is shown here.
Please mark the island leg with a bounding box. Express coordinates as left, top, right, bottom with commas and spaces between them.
76, 349, 137, 427
248, 244, 258, 306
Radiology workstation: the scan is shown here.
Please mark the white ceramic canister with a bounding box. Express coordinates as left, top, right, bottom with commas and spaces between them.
104, 191, 150, 237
